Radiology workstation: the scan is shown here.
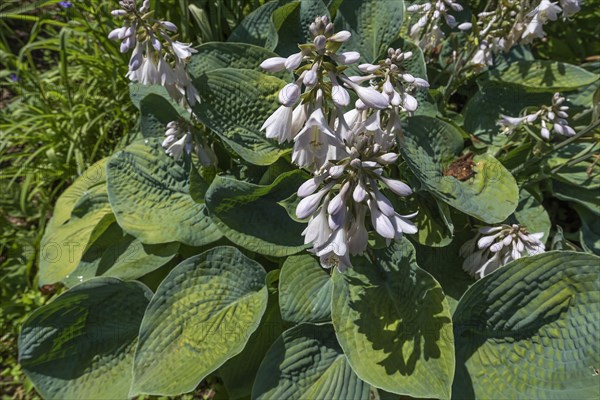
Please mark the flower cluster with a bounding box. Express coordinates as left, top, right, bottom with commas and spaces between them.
163, 120, 217, 165
460, 224, 545, 279
470, 0, 581, 66
108, 0, 199, 106
261, 16, 424, 270
498, 92, 575, 139
407, 0, 471, 53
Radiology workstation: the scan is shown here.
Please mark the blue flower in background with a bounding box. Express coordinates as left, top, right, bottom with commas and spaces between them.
59, 1, 72, 8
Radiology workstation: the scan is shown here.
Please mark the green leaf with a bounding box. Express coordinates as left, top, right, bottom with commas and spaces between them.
228, 0, 280, 50
463, 84, 551, 146
252, 323, 371, 400
106, 138, 222, 246
414, 232, 475, 313
131, 246, 268, 396
205, 171, 308, 257
402, 192, 454, 247
139, 93, 190, 138
574, 205, 600, 256
552, 180, 600, 216
219, 274, 284, 399
39, 162, 113, 286
279, 254, 332, 323
402, 116, 519, 223
335, 0, 405, 63
63, 222, 179, 287
188, 42, 292, 80
512, 188, 552, 242
192, 68, 289, 165
19, 278, 152, 400
453, 251, 600, 399
46, 158, 109, 231
275, 0, 330, 56
332, 239, 455, 399
487, 60, 599, 91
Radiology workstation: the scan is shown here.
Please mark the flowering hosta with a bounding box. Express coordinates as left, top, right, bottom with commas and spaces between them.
18, 1, 599, 400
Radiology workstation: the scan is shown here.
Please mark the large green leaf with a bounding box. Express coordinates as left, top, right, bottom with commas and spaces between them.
275, 0, 329, 56
205, 171, 308, 257
219, 270, 284, 399
138, 93, 190, 138
252, 323, 371, 400
188, 42, 291, 80
39, 161, 114, 286
279, 254, 332, 323
131, 246, 268, 396
106, 138, 222, 246
453, 251, 600, 399
400, 192, 454, 247
402, 116, 519, 223
191, 68, 289, 165
552, 180, 600, 216
513, 189, 552, 242
487, 60, 599, 91
63, 222, 179, 287
332, 239, 455, 399
228, 0, 280, 50
19, 278, 152, 400
335, 0, 405, 63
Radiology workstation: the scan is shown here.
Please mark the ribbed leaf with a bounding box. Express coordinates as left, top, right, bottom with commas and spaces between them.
191, 68, 289, 165
39, 159, 113, 286
335, 0, 405, 63
279, 254, 332, 323
106, 138, 222, 246
332, 239, 455, 399
131, 246, 268, 396
228, 0, 280, 50
19, 278, 151, 400
252, 323, 371, 400
63, 222, 179, 287
453, 251, 600, 399
219, 271, 284, 399
402, 116, 519, 223
487, 60, 599, 91
275, 0, 329, 56
188, 42, 291, 80
205, 171, 308, 257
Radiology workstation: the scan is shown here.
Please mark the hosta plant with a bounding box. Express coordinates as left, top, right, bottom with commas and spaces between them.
18, 0, 599, 399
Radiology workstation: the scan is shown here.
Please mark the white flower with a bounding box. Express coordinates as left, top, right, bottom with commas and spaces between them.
171, 41, 196, 60
261, 105, 293, 143
260, 57, 287, 72
341, 77, 389, 109
292, 108, 338, 169
461, 224, 545, 279
560, 0, 580, 17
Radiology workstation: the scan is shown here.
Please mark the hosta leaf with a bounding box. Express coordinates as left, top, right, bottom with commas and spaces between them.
279, 254, 332, 323
335, 0, 405, 63
513, 189, 551, 242
402, 116, 519, 223
19, 278, 152, 400
139, 92, 190, 138
332, 239, 455, 399
463, 84, 551, 146
574, 205, 600, 256
63, 222, 179, 287
131, 246, 268, 396
228, 0, 280, 50
552, 180, 600, 216
252, 323, 371, 400
414, 231, 475, 313
453, 251, 600, 399
39, 162, 113, 286
191, 68, 289, 165
187, 42, 291, 80
205, 171, 308, 257
219, 272, 284, 399
401, 192, 454, 247
46, 158, 108, 230
487, 60, 599, 91
106, 138, 222, 246
275, 0, 329, 56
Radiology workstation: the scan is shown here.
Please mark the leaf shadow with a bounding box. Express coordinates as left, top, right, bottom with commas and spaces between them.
345, 255, 451, 376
